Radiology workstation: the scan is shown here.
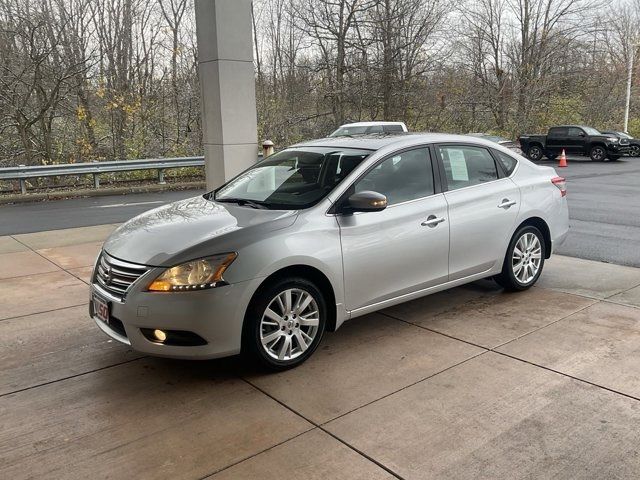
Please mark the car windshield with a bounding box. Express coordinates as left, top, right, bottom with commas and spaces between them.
329, 126, 369, 137
582, 126, 601, 135
211, 147, 372, 209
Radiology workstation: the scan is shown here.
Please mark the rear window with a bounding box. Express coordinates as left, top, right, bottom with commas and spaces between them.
329, 126, 368, 137
383, 125, 404, 133
494, 150, 518, 176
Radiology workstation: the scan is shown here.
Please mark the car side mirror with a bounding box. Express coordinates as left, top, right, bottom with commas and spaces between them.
344, 191, 388, 213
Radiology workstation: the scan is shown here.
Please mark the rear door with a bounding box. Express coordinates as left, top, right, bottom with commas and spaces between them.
546, 127, 568, 154
435, 144, 521, 280
337, 147, 449, 311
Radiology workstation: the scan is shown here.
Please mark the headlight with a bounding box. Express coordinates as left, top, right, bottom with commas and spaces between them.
608, 137, 619, 143
148, 253, 237, 292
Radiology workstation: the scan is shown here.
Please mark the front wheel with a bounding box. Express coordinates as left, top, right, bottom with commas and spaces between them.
243, 277, 327, 370
494, 226, 545, 291
629, 145, 640, 157
590, 146, 606, 161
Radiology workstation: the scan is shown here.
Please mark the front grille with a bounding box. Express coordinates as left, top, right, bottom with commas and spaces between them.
94, 251, 150, 299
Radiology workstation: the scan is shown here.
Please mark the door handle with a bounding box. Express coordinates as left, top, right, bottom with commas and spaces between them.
421, 215, 445, 227
498, 199, 516, 209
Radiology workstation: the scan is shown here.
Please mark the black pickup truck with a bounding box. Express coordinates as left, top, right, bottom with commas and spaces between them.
519, 125, 630, 162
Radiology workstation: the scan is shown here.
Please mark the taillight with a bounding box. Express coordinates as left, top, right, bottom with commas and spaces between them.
551, 176, 566, 197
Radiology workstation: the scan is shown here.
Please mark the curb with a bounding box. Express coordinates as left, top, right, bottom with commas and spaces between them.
0, 181, 206, 205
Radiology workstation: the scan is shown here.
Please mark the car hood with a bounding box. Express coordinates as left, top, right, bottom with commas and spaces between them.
103, 195, 297, 266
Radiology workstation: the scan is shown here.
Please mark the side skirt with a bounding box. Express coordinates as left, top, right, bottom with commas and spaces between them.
345, 268, 499, 321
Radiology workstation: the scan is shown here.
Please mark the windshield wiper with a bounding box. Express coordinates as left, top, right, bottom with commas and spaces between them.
216, 198, 270, 209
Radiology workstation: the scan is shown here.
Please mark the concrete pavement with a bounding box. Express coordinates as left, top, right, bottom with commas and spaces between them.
2, 224, 640, 479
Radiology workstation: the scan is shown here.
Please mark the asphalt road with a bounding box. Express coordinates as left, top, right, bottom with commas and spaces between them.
545, 157, 640, 267
0, 190, 205, 235
1, 156, 639, 266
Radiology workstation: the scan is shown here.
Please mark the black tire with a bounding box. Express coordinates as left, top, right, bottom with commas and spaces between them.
242, 277, 327, 370
590, 145, 606, 161
527, 145, 543, 162
494, 225, 546, 292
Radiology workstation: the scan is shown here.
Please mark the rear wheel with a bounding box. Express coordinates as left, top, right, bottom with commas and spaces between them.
590, 146, 606, 161
243, 277, 326, 370
495, 226, 545, 291
527, 145, 543, 162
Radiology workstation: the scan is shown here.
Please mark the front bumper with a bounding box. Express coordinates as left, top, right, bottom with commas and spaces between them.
89, 276, 263, 360
608, 144, 631, 155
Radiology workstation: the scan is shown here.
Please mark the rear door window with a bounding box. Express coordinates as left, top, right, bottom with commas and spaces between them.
494, 150, 518, 176
548, 128, 568, 137
438, 145, 499, 190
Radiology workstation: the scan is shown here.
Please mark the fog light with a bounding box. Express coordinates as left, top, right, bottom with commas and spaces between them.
153, 329, 167, 342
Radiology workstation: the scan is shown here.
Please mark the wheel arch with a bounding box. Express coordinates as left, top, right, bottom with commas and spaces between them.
249, 265, 338, 332
515, 217, 552, 259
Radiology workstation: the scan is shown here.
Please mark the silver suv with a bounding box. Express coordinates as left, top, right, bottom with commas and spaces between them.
90, 134, 569, 369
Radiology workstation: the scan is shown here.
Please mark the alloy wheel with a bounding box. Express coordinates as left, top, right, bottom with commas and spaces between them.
528, 147, 542, 161
591, 147, 605, 161
512, 232, 542, 284
260, 288, 320, 361
631, 145, 640, 157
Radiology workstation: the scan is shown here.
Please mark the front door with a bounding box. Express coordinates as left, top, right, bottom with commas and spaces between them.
566, 126, 586, 154
436, 144, 521, 280
337, 147, 449, 311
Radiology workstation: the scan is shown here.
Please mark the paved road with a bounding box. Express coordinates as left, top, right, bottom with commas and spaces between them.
543, 157, 640, 267
1, 156, 639, 266
0, 190, 205, 235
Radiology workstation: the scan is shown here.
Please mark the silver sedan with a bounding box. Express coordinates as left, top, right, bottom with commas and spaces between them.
90, 134, 569, 369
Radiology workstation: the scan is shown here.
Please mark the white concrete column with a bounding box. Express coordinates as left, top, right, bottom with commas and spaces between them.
195, 0, 258, 189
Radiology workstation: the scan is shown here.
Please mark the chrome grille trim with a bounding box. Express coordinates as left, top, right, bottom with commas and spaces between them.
93, 251, 150, 300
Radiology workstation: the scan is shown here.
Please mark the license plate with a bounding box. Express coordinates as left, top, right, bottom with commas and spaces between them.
93, 294, 110, 324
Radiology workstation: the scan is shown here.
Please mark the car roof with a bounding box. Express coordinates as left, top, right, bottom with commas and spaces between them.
338, 121, 405, 127
290, 132, 503, 151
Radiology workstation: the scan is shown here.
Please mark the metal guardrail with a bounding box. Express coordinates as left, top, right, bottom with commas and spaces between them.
0, 153, 269, 194
0, 157, 206, 194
